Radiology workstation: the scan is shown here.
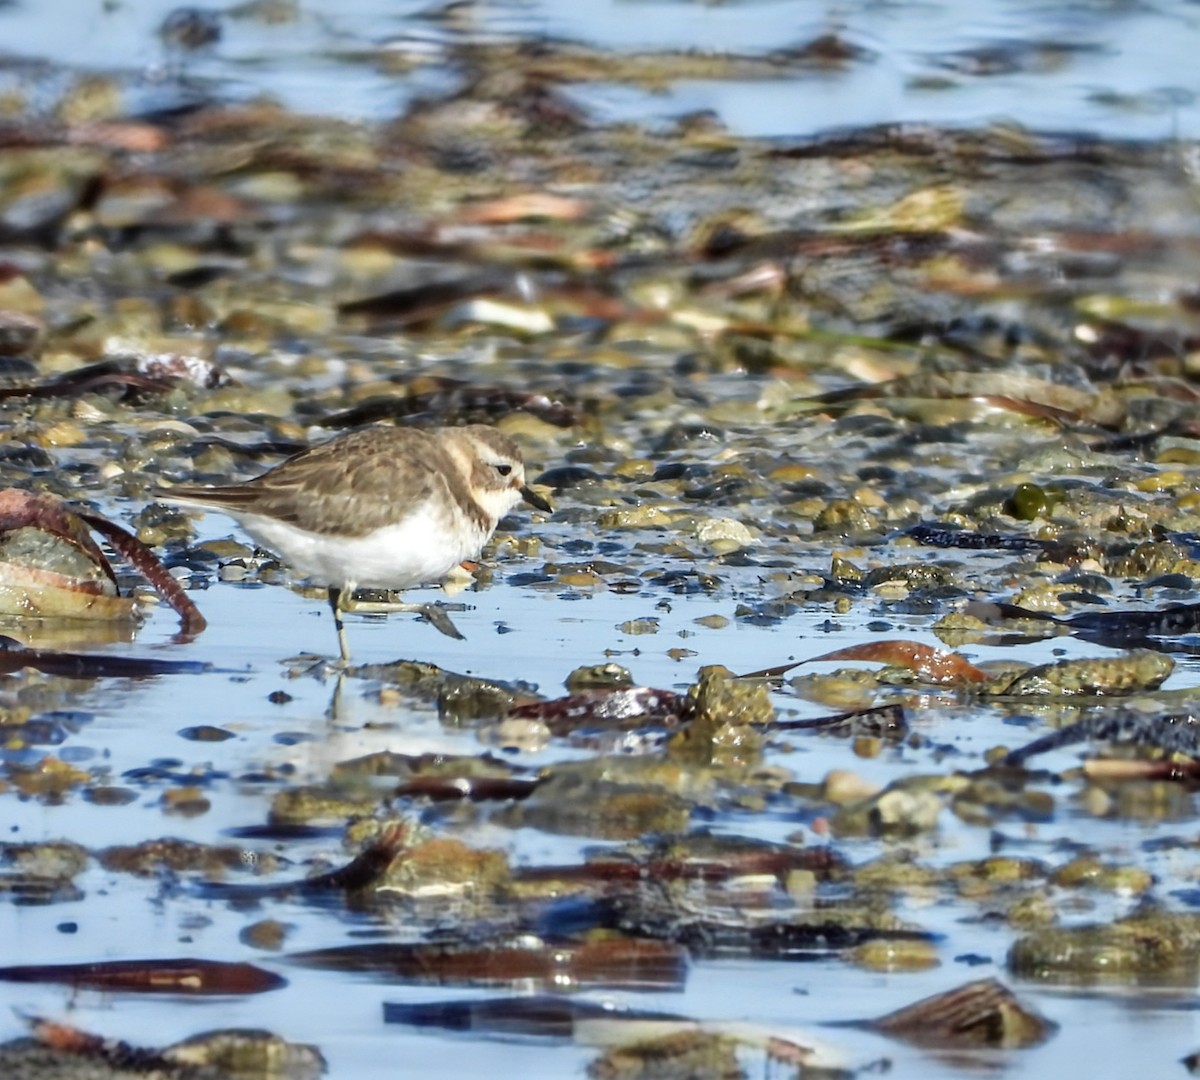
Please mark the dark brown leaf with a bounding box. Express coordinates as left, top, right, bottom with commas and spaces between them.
290, 937, 686, 992
0, 363, 178, 403
516, 839, 845, 887
295, 823, 410, 892
0, 641, 209, 678
866, 977, 1057, 1048
1081, 758, 1200, 781
771, 703, 907, 739
394, 776, 542, 801
0, 958, 285, 995
742, 641, 986, 684
78, 510, 207, 634
508, 687, 687, 733
805, 641, 988, 684
383, 995, 687, 1039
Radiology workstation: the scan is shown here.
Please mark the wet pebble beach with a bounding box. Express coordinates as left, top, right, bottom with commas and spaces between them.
2, 3, 1200, 1078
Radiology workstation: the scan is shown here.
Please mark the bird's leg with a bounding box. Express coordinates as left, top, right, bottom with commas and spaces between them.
327, 586, 351, 663
325, 670, 347, 721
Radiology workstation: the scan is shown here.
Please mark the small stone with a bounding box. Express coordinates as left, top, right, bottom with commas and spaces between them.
557, 570, 605, 588
35, 420, 88, 448
239, 918, 291, 951
84, 786, 138, 806
812, 499, 876, 535
768, 463, 817, 482
0, 310, 43, 355
613, 458, 655, 479
695, 517, 757, 549
830, 556, 864, 582
481, 717, 551, 753
162, 786, 210, 817
850, 938, 940, 972
565, 663, 633, 692
597, 506, 673, 530
785, 868, 817, 897
1078, 785, 1113, 817
178, 725, 236, 742
823, 769, 881, 806
618, 618, 659, 635
873, 789, 943, 832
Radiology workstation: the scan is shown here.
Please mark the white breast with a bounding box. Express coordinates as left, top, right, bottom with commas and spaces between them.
231, 501, 489, 591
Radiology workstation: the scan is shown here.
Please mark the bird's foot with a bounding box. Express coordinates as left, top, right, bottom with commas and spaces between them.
415, 602, 465, 641
342, 597, 467, 640
285, 652, 350, 679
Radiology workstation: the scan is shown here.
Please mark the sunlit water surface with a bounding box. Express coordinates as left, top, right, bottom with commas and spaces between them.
1, 522, 1199, 1078
1, 0, 1199, 139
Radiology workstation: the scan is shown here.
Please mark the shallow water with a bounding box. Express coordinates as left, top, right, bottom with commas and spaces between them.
3, 0, 1200, 138
3, 548, 1200, 1077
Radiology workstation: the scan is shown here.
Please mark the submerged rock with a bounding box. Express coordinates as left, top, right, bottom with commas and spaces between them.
668, 665, 770, 767
0, 1017, 324, 1079
1008, 911, 1200, 984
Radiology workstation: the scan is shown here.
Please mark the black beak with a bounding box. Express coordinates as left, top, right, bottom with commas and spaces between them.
520, 485, 553, 513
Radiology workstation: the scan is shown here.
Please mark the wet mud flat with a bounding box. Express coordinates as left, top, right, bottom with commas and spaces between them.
3, 29, 1200, 1080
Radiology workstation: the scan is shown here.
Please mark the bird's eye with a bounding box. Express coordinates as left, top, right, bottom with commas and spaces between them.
495, 464, 513, 477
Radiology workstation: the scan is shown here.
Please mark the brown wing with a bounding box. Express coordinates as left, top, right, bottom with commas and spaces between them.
165, 427, 453, 538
